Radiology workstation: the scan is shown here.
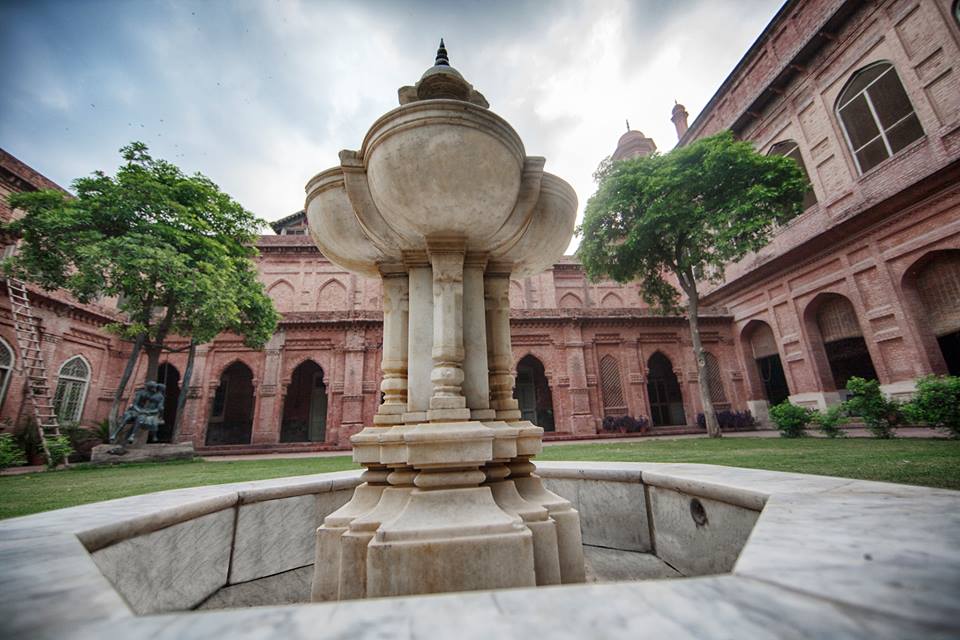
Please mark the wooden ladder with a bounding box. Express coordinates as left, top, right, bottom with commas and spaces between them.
5, 277, 61, 464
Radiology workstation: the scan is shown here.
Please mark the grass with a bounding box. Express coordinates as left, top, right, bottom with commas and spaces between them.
538, 437, 960, 489
0, 456, 356, 520
1, 437, 957, 520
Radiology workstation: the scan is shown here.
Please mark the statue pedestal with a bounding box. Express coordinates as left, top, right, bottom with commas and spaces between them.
90, 442, 195, 465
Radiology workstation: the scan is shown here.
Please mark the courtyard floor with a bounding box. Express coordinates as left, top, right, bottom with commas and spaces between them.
1, 434, 957, 520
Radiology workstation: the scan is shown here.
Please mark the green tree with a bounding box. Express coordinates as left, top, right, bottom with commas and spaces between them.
4, 142, 278, 436
579, 131, 807, 437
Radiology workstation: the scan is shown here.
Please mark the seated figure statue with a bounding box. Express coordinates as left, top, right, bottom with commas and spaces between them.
111, 381, 163, 445
125, 381, 165, 445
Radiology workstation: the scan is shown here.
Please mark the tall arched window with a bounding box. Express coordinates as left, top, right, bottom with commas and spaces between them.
599, 355, 627, 417
814, 295, 878, 389
53, 356, 91, 424
768, 140, 817, 210
703, 352, 728, 406
0, 337, 14, 411
836, 62, 924, 174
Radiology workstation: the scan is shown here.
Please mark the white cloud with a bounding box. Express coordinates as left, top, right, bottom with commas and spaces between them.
0, 0, 784, 248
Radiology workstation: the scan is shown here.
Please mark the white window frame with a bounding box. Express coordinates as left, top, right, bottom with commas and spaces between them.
0, 337, 14, 412
53, 355, 91, 425
836, 62, 921, 175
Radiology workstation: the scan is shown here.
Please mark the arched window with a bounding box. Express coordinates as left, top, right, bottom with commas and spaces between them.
703, 352, 728, 405
0, 337, 14, 411
53, 356, 91, 424
836, 62, 924, 173
599, 355, 627, 416
768, 140, 817, 210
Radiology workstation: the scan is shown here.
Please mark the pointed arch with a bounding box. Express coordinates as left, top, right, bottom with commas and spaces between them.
767, 140, 817, 209
900, 249, 960, 375
319, 278, 349, 310
599, 354, 627, 416
558, 292, 582, 309
646, 351, 685, 426
267, 279, 296, 312
739, 319, 790, 405
53, 355, 92, 424
206, 360, 255, 445
836, 61, 924, 174
156, 362, 181, 443
514, 354, 555, 431
600, 292, 624, 308
803, 292, 877, 390
281, 359, 328, 442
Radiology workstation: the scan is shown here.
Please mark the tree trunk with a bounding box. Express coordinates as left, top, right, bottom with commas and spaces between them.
171, 340, 196, 443
144, 344, 162, 383
108, 333, 145, 432
143, 303, 176, 383
685, 286, 721, 438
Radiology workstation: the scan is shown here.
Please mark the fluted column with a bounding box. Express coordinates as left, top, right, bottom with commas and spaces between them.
374, 265, 408, 426
484, 263, 522, 421
463, 253, 495, 420
427, 237, 470, 422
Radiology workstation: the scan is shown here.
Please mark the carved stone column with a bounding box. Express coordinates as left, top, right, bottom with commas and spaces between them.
374, 265, 408, 426
463, 253, 494, 419
426, 237, 470, 422
484, 263, 522, 421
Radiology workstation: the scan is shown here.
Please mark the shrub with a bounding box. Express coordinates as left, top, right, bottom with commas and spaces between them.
62, 424, 104, 463
44, 435, 74, 469
812, 405, 847, 438
905, 375, 960, 438
12, 417, 43, 461
94, 419, 112, 443
601, 415, 649, 434
769, 401, 812, 438
843, 377, 902, 439
696, 410, 757, 430
0, 433, 27, 469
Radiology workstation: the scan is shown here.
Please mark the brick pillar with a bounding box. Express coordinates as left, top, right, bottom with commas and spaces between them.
339, 327, 366, 445
252, 332, 285, 445
563, 321, 594, 434
179, 345, 210, 447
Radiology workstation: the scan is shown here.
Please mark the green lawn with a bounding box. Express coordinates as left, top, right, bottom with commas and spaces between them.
0, 456, 357, 520
538, 437, 960, 490
1, 437, 958, 520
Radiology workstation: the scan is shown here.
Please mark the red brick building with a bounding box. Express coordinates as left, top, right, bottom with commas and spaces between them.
686, 0, 960, 420
1, 0, 958, 452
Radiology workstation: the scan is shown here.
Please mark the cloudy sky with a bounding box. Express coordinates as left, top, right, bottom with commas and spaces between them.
1, 0, 783, 245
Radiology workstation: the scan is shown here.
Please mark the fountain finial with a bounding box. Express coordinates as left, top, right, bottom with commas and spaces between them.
436, 38, 449, 66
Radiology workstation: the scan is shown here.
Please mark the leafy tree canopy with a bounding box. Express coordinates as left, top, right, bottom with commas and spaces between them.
4, 142, 278, 352
578, 130, 808, 311
578, 130, 807, 437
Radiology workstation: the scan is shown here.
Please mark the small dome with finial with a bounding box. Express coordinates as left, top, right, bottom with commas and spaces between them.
613, 125, 657, 161
397, 39, 490, 108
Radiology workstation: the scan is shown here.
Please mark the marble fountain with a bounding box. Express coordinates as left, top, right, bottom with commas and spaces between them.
1, 45, 958, 639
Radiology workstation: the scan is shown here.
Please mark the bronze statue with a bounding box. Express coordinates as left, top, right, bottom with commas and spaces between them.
111, 381, 165, 445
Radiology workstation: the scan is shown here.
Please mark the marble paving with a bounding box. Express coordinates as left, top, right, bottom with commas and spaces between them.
1, 462, 957, 639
